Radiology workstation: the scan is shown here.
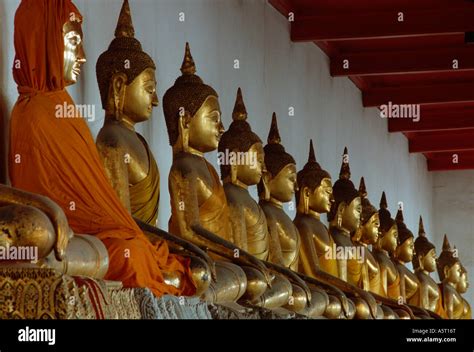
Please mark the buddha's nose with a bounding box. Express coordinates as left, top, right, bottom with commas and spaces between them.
152, 92, 159, 107
77, 45, 86, 63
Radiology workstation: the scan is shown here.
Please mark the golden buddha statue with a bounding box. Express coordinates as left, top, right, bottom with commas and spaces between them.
409, 217, 443, 315
217, 88, 295, 310
393, 208, 420, 305
327, 148, 381, 319
293, 139, 367, 319
95, 0, 213, 298
0, 184, 108, 278
257, 116, 331, 317
437, 235, 464, 319
373, 192, 401, 300
96, 0, 160, 222
456, 261, 471, 319
163, 42, 272, 304
354, 178, 382, 295
294, 140, 337, 277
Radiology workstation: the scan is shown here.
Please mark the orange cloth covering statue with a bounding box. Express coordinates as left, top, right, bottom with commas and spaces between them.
9, 0, 195, 297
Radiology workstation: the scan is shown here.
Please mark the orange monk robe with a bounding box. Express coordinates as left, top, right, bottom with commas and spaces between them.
9, 0, 195, 297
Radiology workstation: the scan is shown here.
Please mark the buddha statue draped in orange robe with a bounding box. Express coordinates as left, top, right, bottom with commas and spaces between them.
8, 0, 195, 297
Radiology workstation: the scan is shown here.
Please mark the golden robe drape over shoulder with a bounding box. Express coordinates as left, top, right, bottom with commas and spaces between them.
9, 0, 195, 297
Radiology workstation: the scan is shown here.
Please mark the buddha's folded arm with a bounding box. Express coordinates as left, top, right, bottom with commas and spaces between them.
0, 184, 71, 261
265, 215, 285, 266
96, 141, 131, 212
135, 218, 216, 280
227, 203, 248, 251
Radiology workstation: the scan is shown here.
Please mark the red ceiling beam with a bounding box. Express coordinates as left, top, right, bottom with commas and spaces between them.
363, 82, 474, 107
427, 153, 474, 171
268, 0, 293, 17
409, 131, 474, 153
291, 7, 474, 42
388, 111, 474, 132
331, 48, 474, 77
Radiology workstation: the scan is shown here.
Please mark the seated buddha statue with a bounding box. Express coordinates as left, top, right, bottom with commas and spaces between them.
327, 148, 381, 319
353, 178, 382, 295
373, 193, 401, 301
163, 42, 273, 304
0, 184, 108, 278
95, 0, 213, 298
9, 0, 196, 298
409, 217, 443, 316
393, 208, 421, 305
437, 235, 464, 319
456, 260, 471, 319
293, 140, 367, 319
217, 88, 295, 310
257, 115, 359, 318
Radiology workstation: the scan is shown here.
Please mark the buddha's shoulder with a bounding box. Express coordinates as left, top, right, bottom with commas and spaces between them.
96, 123, 129, 149
170, 154, 207, 177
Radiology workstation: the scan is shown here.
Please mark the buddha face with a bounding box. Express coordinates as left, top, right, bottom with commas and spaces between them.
63, 21, 86, 86
420, 248, 437, 273
444, 262, 462, 284
187, 96, 224, 153
381, 224, 398, 253
396, 237, 415, 263
236, 143, 265, 186
361, 213, 380, 244
122, 68, 159, 123
268, 164, 297, 203
457, 270, 469, 294
309, 178, 333, 213
341, 197, 361, 232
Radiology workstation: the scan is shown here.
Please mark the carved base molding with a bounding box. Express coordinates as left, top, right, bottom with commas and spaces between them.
0, 268, 213, 319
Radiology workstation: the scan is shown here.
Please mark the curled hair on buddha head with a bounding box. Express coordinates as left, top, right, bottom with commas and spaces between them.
257, 113, 296, 195
96, 0, 156, 109
437, 234, 460, 281
378, 192, 396, 234
162, 42, 219, 146
327, 147, 359, 222
358, 177, 378, 225
218, 88, 262, 180
395, 207, 414, 245
295, 139, 331, 205
412, 216, 436, 270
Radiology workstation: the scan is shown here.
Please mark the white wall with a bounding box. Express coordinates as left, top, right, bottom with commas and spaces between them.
433, 171, 474, 305
4, 0, 466, 303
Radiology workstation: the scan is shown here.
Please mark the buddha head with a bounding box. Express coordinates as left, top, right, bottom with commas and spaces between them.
357, 177, 379, 245
377, 192, 398, 253
412, 216, 437, 273
96, 0, 158, 126
296, 140, 333, 215
437, 235, 462, 284
218, 88, 264, 186
13, 0, 85, 91
63, 16, 86, 86
163, 42, 223, 154
394, 208, 415, 263
457, 262, 469, 294
257, 113, 297, 203
328, 147, 361, 233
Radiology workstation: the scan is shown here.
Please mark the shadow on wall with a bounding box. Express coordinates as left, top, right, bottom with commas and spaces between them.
0, 0, 7, 185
